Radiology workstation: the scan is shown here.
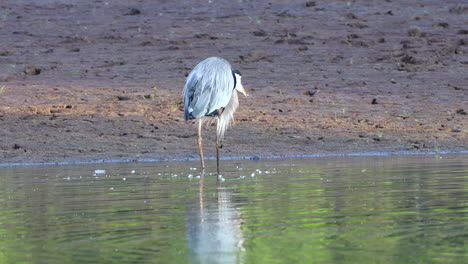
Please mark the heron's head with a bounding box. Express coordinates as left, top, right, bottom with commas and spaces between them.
233, 69, 248, 97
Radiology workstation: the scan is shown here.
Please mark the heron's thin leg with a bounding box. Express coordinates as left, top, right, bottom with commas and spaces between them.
216, 119, 220, 176
197, 119, 205, 170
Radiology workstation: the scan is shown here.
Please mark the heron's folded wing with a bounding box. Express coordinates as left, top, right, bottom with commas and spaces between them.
183, 58, 234, 119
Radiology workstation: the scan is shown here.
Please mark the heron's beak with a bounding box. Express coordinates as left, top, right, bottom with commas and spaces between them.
237, 83, 248, 97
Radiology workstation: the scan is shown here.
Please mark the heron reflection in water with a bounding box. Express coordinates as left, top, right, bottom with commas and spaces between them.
185, 173, 245, 263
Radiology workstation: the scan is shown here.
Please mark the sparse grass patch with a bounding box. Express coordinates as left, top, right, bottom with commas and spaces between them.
170, 104, 179, 113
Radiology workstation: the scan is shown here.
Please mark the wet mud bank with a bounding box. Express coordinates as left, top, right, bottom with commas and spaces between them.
0, 0, 467, 165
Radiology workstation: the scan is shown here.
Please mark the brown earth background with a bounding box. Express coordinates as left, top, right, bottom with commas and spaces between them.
0, 0, 467, 165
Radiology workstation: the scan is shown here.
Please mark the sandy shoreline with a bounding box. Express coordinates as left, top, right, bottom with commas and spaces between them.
1, 0, 467, 165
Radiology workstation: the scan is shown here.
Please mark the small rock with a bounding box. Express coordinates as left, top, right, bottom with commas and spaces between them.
305, 1, 316, 7
23, 65, 41, 75
139, 41, 152, 46
252, 29, 267, 36
449, 6, 468, 14
457, 29, 468, 35
304, 90, 316, 97
401, 54, 419, 64
347, 22, 368, 29
295, 46, 308, 52
433, 22, 449, 28
125, 8, 141, 16
142, 94, 156, 100
408, 28, 426, 37
455, 109, 466, 115
345, 13, 359, 20
194, 33, 218, 40
0, 51, 12, 56
117, 96, 131, 101
371, 98, 378, 104
276, 11, 294, 18
457, 39, 467, 46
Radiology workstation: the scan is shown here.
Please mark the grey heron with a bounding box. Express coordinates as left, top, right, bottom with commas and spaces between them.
183, 57, 247, 174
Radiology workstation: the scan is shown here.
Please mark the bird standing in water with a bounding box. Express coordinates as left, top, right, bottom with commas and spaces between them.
183, 57, 248, 174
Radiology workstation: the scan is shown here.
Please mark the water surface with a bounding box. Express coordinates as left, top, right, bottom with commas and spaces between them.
0, 154, 467, 263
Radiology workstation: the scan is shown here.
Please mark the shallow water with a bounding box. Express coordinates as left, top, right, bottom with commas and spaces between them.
0, 154, 467, 264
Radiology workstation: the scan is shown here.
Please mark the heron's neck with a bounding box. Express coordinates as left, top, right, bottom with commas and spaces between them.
232, 71, 237, 90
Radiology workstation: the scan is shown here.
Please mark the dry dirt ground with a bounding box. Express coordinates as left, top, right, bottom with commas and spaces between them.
0, 0, 467, 165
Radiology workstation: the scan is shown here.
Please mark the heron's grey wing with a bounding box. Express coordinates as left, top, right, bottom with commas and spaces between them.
183, 57, 234, 120
183, 70, 202, 120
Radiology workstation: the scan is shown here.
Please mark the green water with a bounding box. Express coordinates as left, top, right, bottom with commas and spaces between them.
0, 154, 467, 264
